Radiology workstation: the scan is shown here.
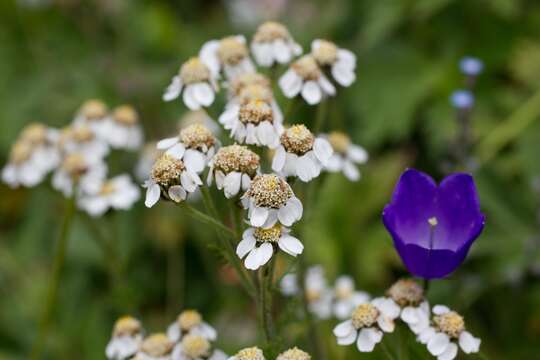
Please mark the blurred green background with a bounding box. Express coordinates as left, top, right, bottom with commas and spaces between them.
2, 0, 540, 359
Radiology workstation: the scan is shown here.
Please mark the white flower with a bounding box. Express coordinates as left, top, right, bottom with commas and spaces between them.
333, 276, 370, 320
143, 153, 203, 208
237, 225, 303, 270
2, 124, 60, 188
272, 124, 333, 182
219, 100, 283, 148
418, 305, 481, 360
311, 39, 356, 87
102, 105, 144, 150
73, 99, 110, 138
385, 279, 430, 335
324, 131, 367, 181
52, 152, 107, 197
166, 310, 217, 343
251, 21, 302, 67
78, 174, 140, 217
200, 35, 255, 80
59, 124, 110, 161
279, 55, 335, 105
276, 347, 310, 360
459, 56, 483, 76
106, 316, 144, 360
333, 298, 400, 353
241, 174, 302, 228
207, 145, 260, 198
170, 334, 226, 360
178, 110, 221, 137
134, 333, 174, 360
163, 57, 218, 111
228, 346, 265, 360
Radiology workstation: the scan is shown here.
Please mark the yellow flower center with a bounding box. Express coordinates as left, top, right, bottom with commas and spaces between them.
180, 57, 211, 84
238, 84, 273, 105
434, 311, 465, 339
177, 310, 202, 331
277, 347, 311, 360
238, 100, 273, 125
253, 21, 291, 43
352, 303, 379, 329
230, 73, 270, 97
9, 141, 33, 164
247, 174, 293, 209
386, 279, 424, 307
151, 154, 185, 187
140, 333, 173, 357
71, 125, 95, 143
180, 334, 210, 358
213, 144, 260, 176
62, 153, 88, 179
292, 55, 321, 81
280, 125, 315, 155
327, 132, 351, 154
99, 180, 116, 196
113, 105, 138, 125
113, 316, 142, 337
80, 99, 108, 120
254, 224, 282, 243
428, 217, 438, 226
20, 123, 47, 145
306, 289, 322, 302
218, 37, 248, 65
179, 123, 215, 151
312, 40, 338, 66
235, 347, 265, 360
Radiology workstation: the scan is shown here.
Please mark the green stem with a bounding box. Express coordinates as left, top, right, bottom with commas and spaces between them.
182, 202, 236, 237
313, 100, 328, 134
260, 257, 276, 343
30, 195, 76, 360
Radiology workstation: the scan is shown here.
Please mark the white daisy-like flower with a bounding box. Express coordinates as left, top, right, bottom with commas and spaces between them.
272, 124, 333, 182
52, 152, 107, 197
133, 333, 174, 360
163, 57, 218, 111
106, 316, 144, 360
2, 124, 60, 188
219, 100, 283, 148
135, 142, 163, 182
200, 35, 255, 80
207, 145, 260, 198
166, 310, 217, 343
251, 21, 302, 67
102, 105, 144, 150
228, 346, 265, 360
241, 174, 302, 228
324, 131, 368, 181
236, 224, 304, 270
73, 99, 110, 137
171, 334, 227, 360
385, 279, 430, 335
311, 39, 356, 87
279, 55, 335, 105
143, 153, 203, 208
156, 123, 217, 175
58, 124, 110, 161
177, 110, 221, 137
418, 305, 481, 360
78, 174, 140, 217
333, 298, 400, 352
333, 276, 370, 320
276, 347, 310, 360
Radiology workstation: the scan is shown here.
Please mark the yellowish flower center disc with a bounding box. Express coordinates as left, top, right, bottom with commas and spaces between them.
238, 100, 274, 125
80, 99, 108, 120
327, 131, 351, 154
280, 124, 315, 155
20, 123, 47, 145
277, 347, 311, 360
230, 73, 271, 96
140, 333, 174, 357
62, 153, 88, 178
113, 105, 138, 126
177, 310, 202, 331
434, 311, 465, 339
180, 57, 211, 84
253, 21, 291, 43
352, 303, 379, 329
386, 279, 424, 307
180, 334, 210, 358
218, 37, 248, 65
247, 174, 293, 209
179, 123, 215, 150
238, 84, 273, 105
213, 144, 260, 177
113, 316, 142, 337
236, 347, 266, 360
151, 154, 185, 186
292, 55, 321, 81
313, 40, 338, 66
9, 141, 33, 164
254, 224, 282, 243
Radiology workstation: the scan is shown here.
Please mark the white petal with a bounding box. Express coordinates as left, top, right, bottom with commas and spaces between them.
163, 76, 182, 101
192, 82, 215, 107
313, 138, 333, 165
167, 323, 181, 342
357, 328, 380, 352
377, 315, 395, 333
183, 84, 200, 110
459, 331, 480, 354
279, 70, 302, 98
257, 242, 274, 266
333, 320, 355, 337
157, 137, 179, 150
343, 161, 360, 181
347, 144, 368, 163
272, 146, 287, 172
180, 172, 197, 192
278, 235, 304, 256
438, 342, 458, 360
256, 121, 278, 147
144, 183, 161, 207
427, 333, 450, 356
236, 235, 256, 258
223, 172, 242, 198
433, 305, 450, 315
401, 307, 419, 324
168, 185, 187, 202
296, 154, 318, 182
273, 39, 291, 63
332, 63, 356, 87
166, 143, 186, 159
418, 327, 436, 344
252, 43, 273, 67
250, 206, 269, 227
184, 149, 206, 173
301, 81, 322, 105
278, 202, 299, 226
319, 75, 336, 95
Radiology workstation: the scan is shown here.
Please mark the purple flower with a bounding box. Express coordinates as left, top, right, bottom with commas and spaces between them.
450, 90, 474, 109
459, 56, 484, 76
382, 169, 485, 279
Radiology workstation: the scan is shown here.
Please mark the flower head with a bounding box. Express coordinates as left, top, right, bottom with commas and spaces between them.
136, 333, 174, 360
311, 39, 356, 87
450, 90, 474, 109
324, 132, 368, 181
177, 334, 211, 358
251, 21, 302, 67
78, 174, 140, 217
459, 56, 483, 77
200, 35, 255, 80
106, 316, 143, 360
52, 152, 107, 197
229, 73, 271, 98
58, 124, 110, 161
229, 346, 265, 360
103, 105, 144, 150
332, 276, 370, 320
166, 309, 217, 343
276, 347, 310, 360
77, 99, 108, 123
382, 169, 485, 279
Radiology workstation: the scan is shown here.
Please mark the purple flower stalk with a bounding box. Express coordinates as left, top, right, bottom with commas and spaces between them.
382, 169, 485, 279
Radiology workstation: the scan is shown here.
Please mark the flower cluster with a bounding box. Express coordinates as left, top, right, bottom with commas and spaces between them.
228, 346, 311, 360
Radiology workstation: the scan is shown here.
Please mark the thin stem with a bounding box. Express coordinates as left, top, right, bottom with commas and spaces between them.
454, 108, 472, 170
259, 257, 276, 343
313, 100, 328, 134
30, 194, 77, 360
182, 202, 236, 237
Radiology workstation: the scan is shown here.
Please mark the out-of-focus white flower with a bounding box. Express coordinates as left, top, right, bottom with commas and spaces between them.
207, 145, 260, 198
324, 131, 367, 181
163, 57, 218, 111
224, 0, 288, 27
106, 316, 144, 360
279, 55, 335, 105
385, 279, 430, 335
102, 105, 144, 150
333, 298, 400, 352
237, 225, 303, 270
251, 21, 302, 67
459, 56, 483, 77
200, 36, 255, 80
171, 334, 227, 360
241, 174, 302, 228
276, 347, 310, 360
133, 333, 174, 360
58, 124, 110, 161
135, 142, 163, 182
311, 39, 356, 87
166, 310, 217, 343
2, 123, 60, 188
78, 174, 140, 217
450, 90, 474, 110
143, 153, 203, 208
73, 99, 110, 138
228, 346, 265, 360
52, 152, 107, 197
178, 110, 221, 137
333, 276, 370, 320
219, 100, 283, 148
418, 305, 481, 360
272, 124, 333, 182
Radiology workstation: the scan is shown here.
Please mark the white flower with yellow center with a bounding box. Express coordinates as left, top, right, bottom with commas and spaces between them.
384, 279, 430, 335
237, 224, 303, 270
227, 72, 270, 99
311, 39, 356, 87
333, 276, 370, 320
170, 334, 227, 360
2, 123, 60, 188
106, 316, 144, 360
52, 152, 107, 197
272, 125, 333, 182
276, 347, 310, 360
200, 35, 255, 80
219, 99, 283, 148
333, 298, 400, 352
279, 55, 335, 105
143, 153, 203, 208
251, 21, 302, 67
207, 145, 260, 198
134, 333, 174, 360
166, 310, 217, 343
157, 124, 218, 174
73, 99, 110, 137
418, 305, 481, 360
324, 131, 368, 181
163, 57, 218, 111
59, 124, 110, 161
178, 110, 221, 137
78, 174, 140, 217
102, 105, 144, 150
228, 346, 265, 360
241, 174, 302, 228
